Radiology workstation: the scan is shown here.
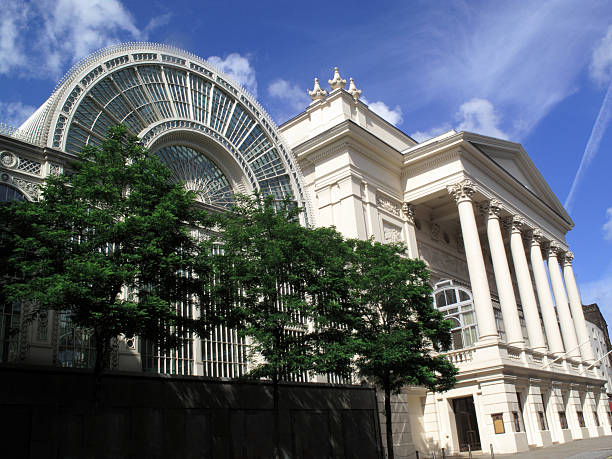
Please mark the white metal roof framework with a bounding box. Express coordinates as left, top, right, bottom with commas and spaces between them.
20, 43, 311, 219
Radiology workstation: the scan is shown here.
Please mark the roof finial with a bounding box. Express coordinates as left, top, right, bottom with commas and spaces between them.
308, 78, 327, 101
348, 77, 362, 100
328, 66, 346, 90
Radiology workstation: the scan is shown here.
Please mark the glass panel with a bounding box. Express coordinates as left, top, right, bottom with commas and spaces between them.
0, 302, 22, 362
458, 290, 470, 302
462, 311, 475, 325
155, 145, 234, 209
58, 311, 96, 368
445, 289, 457, 305
0, 184, 27, 202
435, 292, 446, 307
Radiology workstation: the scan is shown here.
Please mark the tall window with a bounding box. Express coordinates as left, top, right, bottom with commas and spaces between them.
58, 311, 96, 368
433, 281, 477, 350
0, 303, 22, 362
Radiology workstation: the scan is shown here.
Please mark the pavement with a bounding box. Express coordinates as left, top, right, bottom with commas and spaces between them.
441, 436, 612, 459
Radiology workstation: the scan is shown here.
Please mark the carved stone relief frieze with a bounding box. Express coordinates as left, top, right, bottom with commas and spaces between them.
419, 242, 469, 281
376, 194, 402, 216
383, 221, 402, 243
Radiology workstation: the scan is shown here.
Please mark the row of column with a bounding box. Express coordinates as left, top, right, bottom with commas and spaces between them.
445, 179, 594, 364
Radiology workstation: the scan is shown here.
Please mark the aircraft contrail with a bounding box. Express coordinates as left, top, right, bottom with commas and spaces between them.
565, 79, 612, 212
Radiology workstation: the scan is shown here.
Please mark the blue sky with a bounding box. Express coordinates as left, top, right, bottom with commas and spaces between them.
2, 0, 612, 331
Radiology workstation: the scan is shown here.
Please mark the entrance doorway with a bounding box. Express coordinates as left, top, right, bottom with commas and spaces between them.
452, 396, 482, 452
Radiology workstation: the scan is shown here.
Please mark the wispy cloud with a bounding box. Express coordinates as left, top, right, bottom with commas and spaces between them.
0, 0, 168, 79
603, 208, 612, 241
565, 26, 612, 212
0, 101, 36, 127
363, 98, 403, 126
208, 53, 257, 98
590, 25, 612, 87
375, 2, 610, 140
580, 264, 612, 324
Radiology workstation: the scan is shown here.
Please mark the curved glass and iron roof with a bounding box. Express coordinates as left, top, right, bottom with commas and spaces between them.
20, 43, 311, 222
156, 145, 234, 209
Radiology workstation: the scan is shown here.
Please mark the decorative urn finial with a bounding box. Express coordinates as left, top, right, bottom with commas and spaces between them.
328, 67, 347, 90
308, 78, 327, 101
348, 77, 362, 100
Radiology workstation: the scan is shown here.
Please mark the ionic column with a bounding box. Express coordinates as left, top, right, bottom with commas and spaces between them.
447, 180, 498, 342
482, 200, 524, 347
529, 230, 565, 356
563, 252, 595, 363
508, 216, 547, 353
402, 203, 419, 259
547, 243, 581, 359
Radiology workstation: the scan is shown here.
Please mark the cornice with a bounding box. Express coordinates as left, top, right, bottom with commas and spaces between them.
294, 120, 404, 179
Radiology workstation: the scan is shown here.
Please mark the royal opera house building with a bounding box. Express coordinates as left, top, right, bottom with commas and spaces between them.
0, 43, 610, 456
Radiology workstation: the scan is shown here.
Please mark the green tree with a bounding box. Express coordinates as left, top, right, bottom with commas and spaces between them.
348, 239, 457, 459
198, 193, 354, 457
2, 125, 204, 376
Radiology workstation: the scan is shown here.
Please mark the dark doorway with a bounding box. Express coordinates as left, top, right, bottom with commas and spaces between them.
452, 396, 482, 452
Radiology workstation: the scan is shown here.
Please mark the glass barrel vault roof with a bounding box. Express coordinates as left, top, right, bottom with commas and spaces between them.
19, 43, 311, 223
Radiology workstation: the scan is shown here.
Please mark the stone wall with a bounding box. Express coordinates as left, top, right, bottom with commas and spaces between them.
0, 366, 383, 459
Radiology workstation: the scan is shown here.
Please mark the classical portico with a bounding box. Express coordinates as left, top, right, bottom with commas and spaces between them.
279, 68, 611, 453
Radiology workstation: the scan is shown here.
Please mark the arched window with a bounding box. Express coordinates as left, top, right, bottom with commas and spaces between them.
0, 183, 27, 202
433, 280, 477, 350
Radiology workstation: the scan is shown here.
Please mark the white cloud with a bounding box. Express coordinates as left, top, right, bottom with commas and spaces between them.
363, 98, 403, 126
208, 53, 257, 97
410, 124, 452, 143
411, 98, 507, 143
604, 208, 612, 241
0, 2, 29, 75
590, 25, 612, 86
0, 101, 36, 128
268, 79, 309, 112
0, 0, 169, 79
456, 98, 508, 140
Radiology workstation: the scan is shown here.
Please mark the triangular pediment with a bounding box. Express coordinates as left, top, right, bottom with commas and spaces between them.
467, 136, 571, 223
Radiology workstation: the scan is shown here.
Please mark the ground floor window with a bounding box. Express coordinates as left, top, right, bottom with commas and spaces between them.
577, 411, 585, 428
58, 311, 96, 368
538, 411, 548, 430
0, 302, 21, 362
201, 324, 247, 378
559, 411, 568, 429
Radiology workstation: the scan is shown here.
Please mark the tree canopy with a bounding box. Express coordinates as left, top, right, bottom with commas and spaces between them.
2, 125, 204, 374
348, 238, 457, 459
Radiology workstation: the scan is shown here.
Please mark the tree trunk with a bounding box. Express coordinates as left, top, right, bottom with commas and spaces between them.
385, 384, 394, 459
92, 329, 107, 404
273, 375, 281, 459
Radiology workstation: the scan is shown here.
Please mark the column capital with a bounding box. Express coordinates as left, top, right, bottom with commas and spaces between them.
563, 251, 575, 267
402, 202, 416, 223
548, 241, 563, 258
505, 215, 526, 233
447, 179, 475, 204
479, 198, 503, 219
529, 228, 547, 247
